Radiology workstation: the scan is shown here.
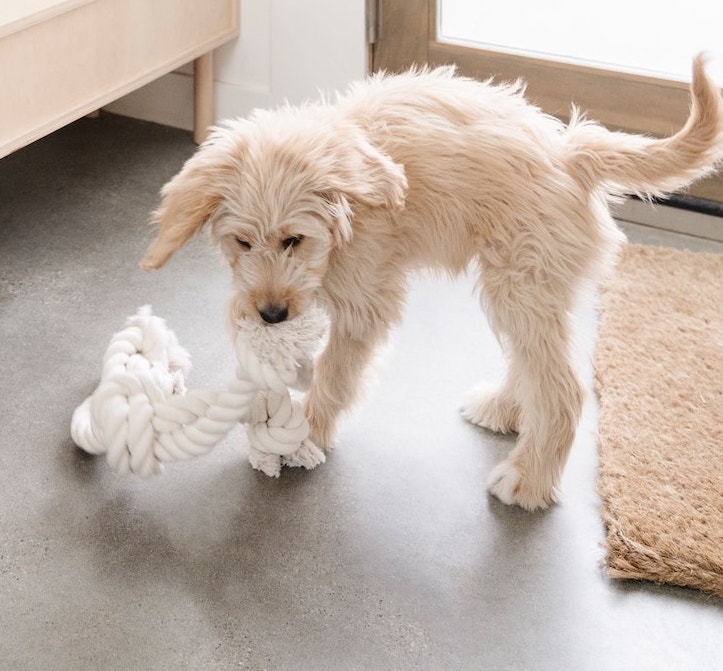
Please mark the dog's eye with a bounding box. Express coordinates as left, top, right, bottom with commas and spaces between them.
282, 235, 304, 250
235, 237, 251, 250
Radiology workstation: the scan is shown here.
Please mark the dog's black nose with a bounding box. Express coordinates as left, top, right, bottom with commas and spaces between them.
259, 305, 289, 324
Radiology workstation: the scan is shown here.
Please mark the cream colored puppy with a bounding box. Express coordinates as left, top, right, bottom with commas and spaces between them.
142, 58, 723, 510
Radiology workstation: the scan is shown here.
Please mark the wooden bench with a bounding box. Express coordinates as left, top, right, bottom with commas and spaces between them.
0, 0, 239, 159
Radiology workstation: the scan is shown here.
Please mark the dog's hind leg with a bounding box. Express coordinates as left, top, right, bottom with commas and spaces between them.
462, 363, 522, 434
476, 262, 585, 509
490, 315, 584, 509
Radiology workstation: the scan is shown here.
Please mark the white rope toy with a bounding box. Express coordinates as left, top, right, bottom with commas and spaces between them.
70, 305, 328, 478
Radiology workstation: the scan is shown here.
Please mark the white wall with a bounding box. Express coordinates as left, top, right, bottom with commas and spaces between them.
105, 0, 367, 129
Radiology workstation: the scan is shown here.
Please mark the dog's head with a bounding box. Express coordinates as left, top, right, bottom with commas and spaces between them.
141, 109, 407, 324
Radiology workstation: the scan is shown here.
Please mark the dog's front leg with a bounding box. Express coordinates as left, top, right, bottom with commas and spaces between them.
303, 324, 380, 451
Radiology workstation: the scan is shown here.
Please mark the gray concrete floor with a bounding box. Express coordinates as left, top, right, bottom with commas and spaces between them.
1, 115, 721, 671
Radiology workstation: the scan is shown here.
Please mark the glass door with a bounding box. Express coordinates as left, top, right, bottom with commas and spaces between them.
440, 1, 723, 85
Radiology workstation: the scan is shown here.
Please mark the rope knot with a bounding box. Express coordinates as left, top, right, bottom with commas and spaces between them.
71, 305, 328, 478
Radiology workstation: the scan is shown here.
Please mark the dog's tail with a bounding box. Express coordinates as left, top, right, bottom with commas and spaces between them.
564, 55, 723, 198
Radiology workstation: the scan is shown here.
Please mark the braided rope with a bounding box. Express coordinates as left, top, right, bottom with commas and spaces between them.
70, 305, 327, 478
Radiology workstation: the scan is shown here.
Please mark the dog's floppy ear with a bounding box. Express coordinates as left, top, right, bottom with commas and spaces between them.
320, 126, 408, 211
315, 189, 354, 247
140, 127, 241, 270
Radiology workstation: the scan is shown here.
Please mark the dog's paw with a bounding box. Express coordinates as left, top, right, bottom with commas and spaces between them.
304, 406, 338, 453
305, 415, 336, 453
462, 386, 520, 434
307, 429, 336, 454
304, 402, 336, 452
487, 460, 556, 511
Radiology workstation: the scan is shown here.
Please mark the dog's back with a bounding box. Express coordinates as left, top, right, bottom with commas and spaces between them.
329, 57, 722, 274
341, 57, 723, 205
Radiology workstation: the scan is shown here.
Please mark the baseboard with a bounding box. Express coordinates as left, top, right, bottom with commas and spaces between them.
103, 70, 195, 131
103, 71, 272, 132
613, 197, 723, 243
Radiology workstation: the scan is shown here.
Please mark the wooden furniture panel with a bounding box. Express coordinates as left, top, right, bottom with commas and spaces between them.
0, 0, 239, 159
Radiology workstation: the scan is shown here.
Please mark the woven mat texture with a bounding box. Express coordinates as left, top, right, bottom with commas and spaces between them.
595, 243, 723, 598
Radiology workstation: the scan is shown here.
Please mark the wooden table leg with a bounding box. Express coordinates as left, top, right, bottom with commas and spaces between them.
194, 51, 214, 144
